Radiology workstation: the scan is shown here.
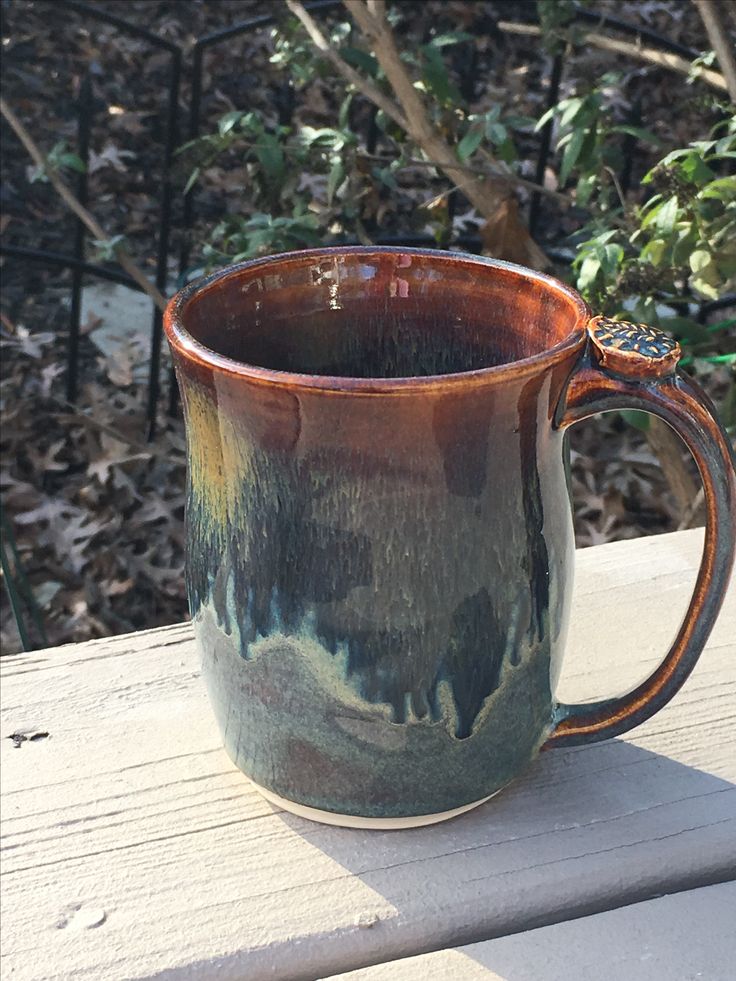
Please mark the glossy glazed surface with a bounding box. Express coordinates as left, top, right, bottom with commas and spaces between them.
166, 249, 589, 818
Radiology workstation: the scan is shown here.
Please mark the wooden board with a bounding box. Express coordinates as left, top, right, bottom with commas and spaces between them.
326, 881, 736, 980
1, 529, 735, 981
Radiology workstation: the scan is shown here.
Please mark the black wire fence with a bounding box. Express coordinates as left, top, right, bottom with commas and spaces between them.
0, 0, 732, 649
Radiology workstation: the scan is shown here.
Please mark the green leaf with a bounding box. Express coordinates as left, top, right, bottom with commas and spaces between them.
535, 106, 557, 131
421, 44, 462, 106
457, 126, 484, 162
707, 318, 736, 334
575, 172, 596, 207
218, 111, 245, 136
559, 124, 586, 185
496, 136, 517, 164
299, 126, 349, 149
338, 93, 353, 131
611, 124, 663, 147
505, 114, 536, 130
681, 153, 716, 185
91, 235, 126, 261
689, 139, 718, 153
487, 122, 508, 146
559, 97, 584, 129
327, 158, 346, 205
598, 242, 624, 279
183, 166, 201, 195
373, 165, 398, 191
340, 46, 379, 76
58, 153, 86, 174
621, 409, 651, 432
691, 279, 720, 299
427, 31, 473, 48
577, 254, 601, 291
703, 353, 736, 365
659, 148, 693, 166
641, 238, 667, 266
699, 176, 736, 200
689, 249, 712, 274
691, 259, 721, 297
716, 252, 736, 280
671, 223, 699, 266
654, 196, 679, 234
715, 134, 736, 154
254, 134, 285, 193
577, 118, 598, 172
658, 316, 707, 344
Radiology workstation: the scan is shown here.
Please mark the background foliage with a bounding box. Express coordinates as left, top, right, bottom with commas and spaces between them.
1, 0, 734, 653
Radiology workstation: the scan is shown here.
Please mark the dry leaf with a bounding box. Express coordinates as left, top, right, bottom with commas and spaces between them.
87, 432, 150, 484
81, 312, 104, 335
26, 437, 68, 474
479, 198, 550, 270
102, 349, 134, 387
87, 141, 136, 175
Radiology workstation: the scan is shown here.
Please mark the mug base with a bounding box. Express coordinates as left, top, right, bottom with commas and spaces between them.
252, 781, 501, 829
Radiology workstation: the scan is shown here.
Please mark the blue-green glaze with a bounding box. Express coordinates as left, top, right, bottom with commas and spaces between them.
167, 249, 589, 819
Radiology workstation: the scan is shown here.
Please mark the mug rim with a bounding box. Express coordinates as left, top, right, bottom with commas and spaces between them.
164, 246, 591, 394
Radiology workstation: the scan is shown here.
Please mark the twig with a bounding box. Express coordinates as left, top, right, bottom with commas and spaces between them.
678, 486, 705, 530
53, 398, 155, 453
692, 0, 736, 104
603, 165, 627, 212
645, 417, 702, 521
497, 21, 728, 93
475, 147, 568, 204
353, 216, 374, 245
0, 97, 168, 312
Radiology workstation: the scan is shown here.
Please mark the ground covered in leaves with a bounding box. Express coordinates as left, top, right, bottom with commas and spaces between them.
0, 0, 728, 653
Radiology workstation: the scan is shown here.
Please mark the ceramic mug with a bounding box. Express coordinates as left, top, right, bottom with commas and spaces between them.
165, 248, 735, 829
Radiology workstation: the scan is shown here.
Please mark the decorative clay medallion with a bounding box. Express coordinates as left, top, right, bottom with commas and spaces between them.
587, 316, 681, 378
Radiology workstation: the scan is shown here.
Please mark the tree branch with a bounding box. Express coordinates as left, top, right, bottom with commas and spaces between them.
497, 21, 728, 93
692, 0, 736, 104
646, 417, 703, 524
287, 0, 549, 267
343, 0, 510, 219
284, 0, 408, 129
0, 97, 168, 312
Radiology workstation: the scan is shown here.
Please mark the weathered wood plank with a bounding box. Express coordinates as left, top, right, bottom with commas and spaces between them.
326, 881, 736, 980
1, 529, 734, 981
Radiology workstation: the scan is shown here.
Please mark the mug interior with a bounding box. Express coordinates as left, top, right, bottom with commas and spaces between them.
174, 249, 587, 380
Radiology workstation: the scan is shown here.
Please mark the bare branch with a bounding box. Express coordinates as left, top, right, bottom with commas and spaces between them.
692, 0, 736, 103
497, 21, 728, 93
0, 96, 168, 312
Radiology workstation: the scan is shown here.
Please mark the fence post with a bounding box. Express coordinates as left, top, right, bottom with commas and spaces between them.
66, 71, 92, 403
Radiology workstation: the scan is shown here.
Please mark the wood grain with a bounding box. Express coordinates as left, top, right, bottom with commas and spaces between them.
1, 529, 734, 981
327, 881, 736, 980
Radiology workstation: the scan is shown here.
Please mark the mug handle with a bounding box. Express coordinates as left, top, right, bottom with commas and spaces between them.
544, 315, 736, 749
